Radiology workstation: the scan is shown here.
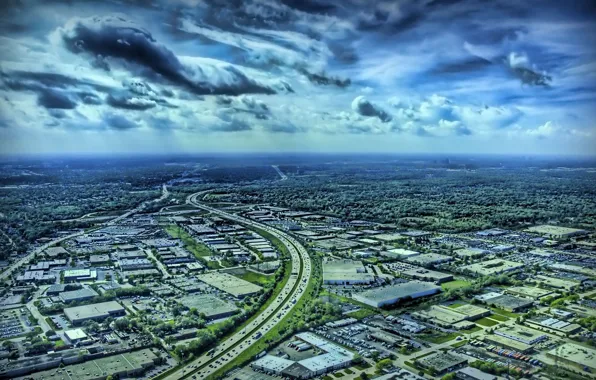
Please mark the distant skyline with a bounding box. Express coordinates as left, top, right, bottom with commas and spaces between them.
1, 0, 595, 156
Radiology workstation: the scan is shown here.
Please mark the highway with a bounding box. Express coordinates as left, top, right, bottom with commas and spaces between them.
159, 191, 312, 380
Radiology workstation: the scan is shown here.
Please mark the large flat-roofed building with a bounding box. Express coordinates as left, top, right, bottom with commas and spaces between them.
525, 225, 588, 240
494, 325, 547, 345
64, 301, 125, 325
406, 253, 452, 266
461, 259, 524, 276
416, 352, 467, 375
252, 355, 294, 375
401, 268, 453, 283
118, 258, 154, 271
526, 317, 582, 335
64, 328, 88, 344
179, 294, 238, 320
63, 269, 97, 282
456, 366, 498, 380
322, 259, 374, 285
197, 272, 262, 298
353, 281, 441, 308
59, 287, 99, 303
505, 286, 554, 300
547, 343, 596, 373
475, 292, 534, 312
454, 248, 489, 258
386, 248, 420, 259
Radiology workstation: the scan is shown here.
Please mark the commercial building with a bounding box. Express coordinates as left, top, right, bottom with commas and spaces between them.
64, 301, 125, 325
505, 286, 554, 300
416, 352, 467, 375
454, 248, 488, 258
118, 258, 154, 271
402, 268, 453, 283
386, 248, 420, 259
353, 281, 441, 308
251, 332, 354, 379
16, 270, 56, 284
406, 253, 452, 266
64, 328, 88, 344
455, 367, 497, 380
546, 343, 596, 372
197, 272, 262, 298
179, 294, 238, 320
494, 325, 547, 345
322, 259, 374, 285
526, 317, 581, 335
89, 254, 111, 265
461, 259, 524, 276
479, 293, 533, 312
59, 287, 99, 303
63, 269, 97, 282
525, 225, 588, 240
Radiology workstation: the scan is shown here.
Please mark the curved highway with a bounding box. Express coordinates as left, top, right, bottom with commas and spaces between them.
159, 192, 312, 380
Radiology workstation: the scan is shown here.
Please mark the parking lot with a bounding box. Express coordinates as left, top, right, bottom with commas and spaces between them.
0, 309, 29, 339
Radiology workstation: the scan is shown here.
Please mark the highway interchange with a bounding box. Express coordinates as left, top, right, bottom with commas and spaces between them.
158, 191, 312, 380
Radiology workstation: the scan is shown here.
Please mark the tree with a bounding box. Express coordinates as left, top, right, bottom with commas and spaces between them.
359, 373, 369, 380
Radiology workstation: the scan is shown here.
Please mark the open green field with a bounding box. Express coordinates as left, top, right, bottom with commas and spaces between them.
419, 331, 461, 344
346, 308, 377, 320
235, 270, 274, 286
488, 307, 520, 318
165, 225, 212, 258
441, 279, 472, 290
461, 326, 483, 334
476, 317, 500, 327
447, 301, 466, 308
489, 313, 509, 322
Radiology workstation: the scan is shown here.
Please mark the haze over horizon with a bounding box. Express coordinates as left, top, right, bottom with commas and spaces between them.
1, 0, 595, 156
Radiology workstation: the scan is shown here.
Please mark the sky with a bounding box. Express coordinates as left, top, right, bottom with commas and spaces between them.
0, 0, 595, 156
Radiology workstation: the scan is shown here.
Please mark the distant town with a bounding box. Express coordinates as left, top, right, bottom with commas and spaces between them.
0, 155, 595, 380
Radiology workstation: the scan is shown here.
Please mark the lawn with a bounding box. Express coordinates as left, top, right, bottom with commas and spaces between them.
346, 308, 377, 320
476, 317, 500, 327
447, 301, 466, 309
236, 270, 274, 286
451, 339, 468, 348
488, 307, 520, 318
489, 314, 509, 322
419, 332, 461, 344
333, 373, 345, 378
165, 225, 213, 258
344, 368, 354, 374
441, 279, 472, 290
461, 326, 483, 334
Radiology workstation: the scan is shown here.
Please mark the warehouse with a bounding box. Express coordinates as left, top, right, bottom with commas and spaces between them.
479, 293, 534, 312
197, 272, 262, 298
526, 317, 581, 335
494, 325, 547, 345
252, 355, 294, 375
386, 248, 420, 259
179, 294, 238, 320
406, 253, 452, 266
322, 259, 374, 285
417, 352, 467, 375
461, 259, 524, 276
62, 269, 97, 282
505, 286, 554, 300
402, 268, 453, 283
546, 343, 596, 372
59, 287, 99, 303
64, 328, 88, 344
525, 225, 588, 240
118, 258, 154, 271
353, 281, 441, 308
454, 248, 488, 258
64, 301, 125, 325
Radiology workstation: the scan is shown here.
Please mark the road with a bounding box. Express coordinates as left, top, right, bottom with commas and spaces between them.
159, 192, 312, 380
271, 165, 287, 180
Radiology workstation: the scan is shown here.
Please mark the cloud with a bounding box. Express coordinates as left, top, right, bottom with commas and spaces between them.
505, 52, 552, 87
55, 15, 276, 96
37, 88, 77, 109
103, 112, 139, 130
107, 92, 156, 110
351, 96, 392, 122
299, 69, 351, 88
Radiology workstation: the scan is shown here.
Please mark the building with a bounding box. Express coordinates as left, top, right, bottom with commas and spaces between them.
416, 352, 467, 375
456, 367, 497, 380
89, 254, 111, 265
252, 355, 294, 375
494, 325, 547, 345
64, 301, 125, 325
63, 269, 97, 282
322, 259, 374, 285
59, 287, 99, 303
406, 253, 452, 266
461, 259, 524, 277
16, 270, 55, 284
525, 225, 588, 240
118, 258, 154, 271
197, 272, 262, 298
64, 328, 88, 344
353, 281, 441, 308
402, 268, 453, 283
546, 343, 596, 372
526, 317, 581, 335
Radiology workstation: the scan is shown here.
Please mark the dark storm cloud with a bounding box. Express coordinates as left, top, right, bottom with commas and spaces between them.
351, 96, 391, 122
2, 70, 111, 92
429, 57, 493, 75
280, 0, 337, 14
299, 69, 351, 88
509, 66, 552, 87
37, 88, 77, 109
103, 112, 139, 130
209, 120, 252, 132
58, 15, 276, 96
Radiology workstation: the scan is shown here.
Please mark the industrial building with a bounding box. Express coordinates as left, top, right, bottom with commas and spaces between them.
526, 316, 581, 335
353, 281, 441, 308
251, 332, 354, 379
401, 267, 453, 283
461, 259, 524, 276
322, 259, 374, 285
525, 225, 588, 240
197, 272, 262, 298
179, 294, 238, 320
64, 328, 88, 344
64, 301, 125, 325
59, 287, 99, 303
406, 253, 452, 266
62, 269, 97, 282
494, 325, 547, 345
416, 352, 467, 375
546, 343, 596, 372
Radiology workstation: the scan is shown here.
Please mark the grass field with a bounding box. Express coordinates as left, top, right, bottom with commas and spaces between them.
165, 225, 213, 258
447, 301, 466, 308
441, 279, 472, 290
489, 313, 509, 322
461, 326, 483, 334
419, 332, 461, 344
476, 317, 500, 327
235, 270, 274, 286
489, 307, 520, 318
346, 308, 377, 320
451, 339, 468, 348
